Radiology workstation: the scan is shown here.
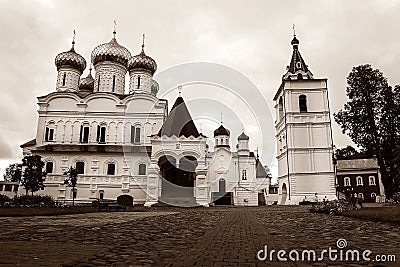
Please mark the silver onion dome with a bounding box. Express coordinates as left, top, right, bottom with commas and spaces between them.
55, 42, 86, 73
91, 34, 131, 67
128, 45, 157, 75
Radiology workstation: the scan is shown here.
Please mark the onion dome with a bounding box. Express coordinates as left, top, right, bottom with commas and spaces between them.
79, 67, 95, 91
128, 40, 157, 75
55, 41, 86, 73
91, 32, 131, 67
214, 125, 230, 137
238, 132, 249, 141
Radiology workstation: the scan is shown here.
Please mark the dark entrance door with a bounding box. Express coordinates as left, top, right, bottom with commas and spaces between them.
212, 178, 233, 205
159, 155, 197, 206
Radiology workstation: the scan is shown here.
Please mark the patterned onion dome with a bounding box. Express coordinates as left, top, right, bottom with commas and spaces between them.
214, 125, 230, 137
91, 35, 131, 67
238, 132, 249, 140
79, 68, 95, 91
128, 45, 157, 75
55, 42, 86, 73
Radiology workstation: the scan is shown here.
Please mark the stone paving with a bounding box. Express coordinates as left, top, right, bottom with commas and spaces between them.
0, 206, 398, 266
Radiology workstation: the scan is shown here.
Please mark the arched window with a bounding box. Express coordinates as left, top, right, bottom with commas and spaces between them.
107, 163, 116, 175
97, 75, 100, 91
99, 190, 104, 200
112, 75, 116, 92
219, 179, 226, 193
241, 169, 247, 180
137, 76, 141, 89
46, 162, 54, 174
97, 125, 107, 143
278, 97, 284, 119
358, 193, 364, 200
80, 124, 90, 143
76, 161, 85, 174
371, 193, 376, 202
131, 125, 141, 144
369, 176, 376, 185
62, 73, 66, 86
138, 164, 146, 175
344, 177, 351, 186
299, 95, 307, 112
356, 176, 363, 186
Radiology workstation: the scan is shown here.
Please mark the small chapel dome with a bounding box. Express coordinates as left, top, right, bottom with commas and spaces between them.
91, 33, 131, 67
238, 132, 249, 141
291, 36, 300, 46
79, 68, 95, 91
214, 125, 230, 137
55, 42, 86, 73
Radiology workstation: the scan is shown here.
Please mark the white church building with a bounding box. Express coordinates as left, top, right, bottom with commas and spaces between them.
20, 30, 271, 207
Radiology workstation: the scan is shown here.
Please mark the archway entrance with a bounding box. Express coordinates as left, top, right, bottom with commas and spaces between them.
158, 155, 198, 206
281, 183, 288, 205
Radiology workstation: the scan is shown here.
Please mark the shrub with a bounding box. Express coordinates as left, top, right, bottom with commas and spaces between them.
13, 194, 55, 207
392, 192, 400, 203
310, 199, 353, 215
0, 194, 11, 206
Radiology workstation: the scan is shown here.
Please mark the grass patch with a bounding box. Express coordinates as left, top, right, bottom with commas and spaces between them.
341, 206, 400, 225
0, 206, 99, 217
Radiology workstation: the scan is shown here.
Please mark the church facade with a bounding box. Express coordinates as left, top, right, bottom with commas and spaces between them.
20, 30, 270, 207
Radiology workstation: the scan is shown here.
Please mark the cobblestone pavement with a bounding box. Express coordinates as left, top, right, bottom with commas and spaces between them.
0, 206, 398, 266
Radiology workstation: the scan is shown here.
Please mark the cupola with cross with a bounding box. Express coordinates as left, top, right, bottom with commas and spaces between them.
128, 34, 159, 96
55, 30, 86, 92
91, 22, 131, 94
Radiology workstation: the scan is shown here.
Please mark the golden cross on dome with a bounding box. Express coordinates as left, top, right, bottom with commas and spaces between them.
292, 24, 296, 37
142, 34, 145, 49
220, 113, 223, 124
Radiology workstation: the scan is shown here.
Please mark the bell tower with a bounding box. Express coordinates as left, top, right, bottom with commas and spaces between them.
274, 34, 336, 204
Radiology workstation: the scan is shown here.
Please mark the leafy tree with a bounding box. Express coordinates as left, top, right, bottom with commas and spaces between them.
64, 166, 78, 207
3, 163, 22, 182
334, 145, 373, 160
334, 64, 398, 197
21, 155, 47, 196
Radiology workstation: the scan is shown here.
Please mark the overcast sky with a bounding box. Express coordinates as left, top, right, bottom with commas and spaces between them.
0, 0, 399, 179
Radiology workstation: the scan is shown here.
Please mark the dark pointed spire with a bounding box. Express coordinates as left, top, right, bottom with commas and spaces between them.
157, 96, 200, 138
283, 31, 313, 81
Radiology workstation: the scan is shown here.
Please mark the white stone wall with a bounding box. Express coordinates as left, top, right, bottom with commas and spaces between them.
94, 62, 127, 94
56, 67, 81, 92
274, 79, 336, 204
35, 93, 167, 147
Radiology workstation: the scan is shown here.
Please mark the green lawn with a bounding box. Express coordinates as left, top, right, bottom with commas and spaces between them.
341, 206, 400, 224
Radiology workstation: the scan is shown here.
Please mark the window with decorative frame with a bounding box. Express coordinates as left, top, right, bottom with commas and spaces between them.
356, 176, 363, 186
242, 169, 247, 180
344, 177, 351, 186
369, 176, 376, 186
138, 164, 146, 175
107, 163, 116, 175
